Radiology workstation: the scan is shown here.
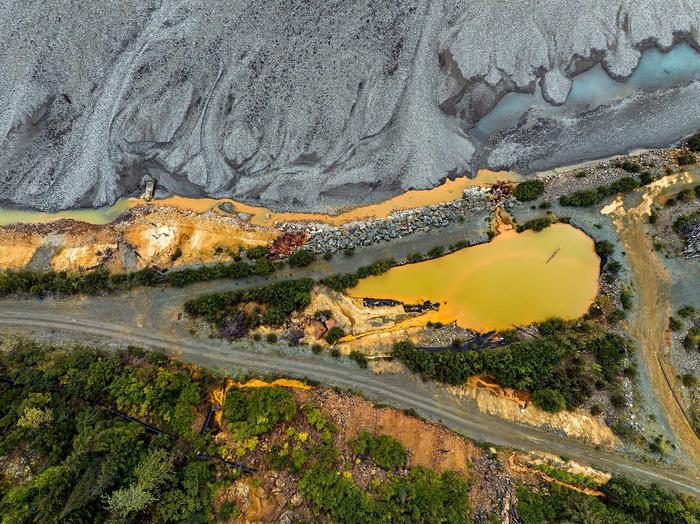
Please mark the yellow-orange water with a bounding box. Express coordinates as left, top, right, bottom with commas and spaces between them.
0, 170, 519, 227
152, 169, 521, 226
349, 223, 600, 332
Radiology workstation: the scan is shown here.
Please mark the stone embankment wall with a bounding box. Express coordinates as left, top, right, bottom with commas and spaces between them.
291, 187, 495, 254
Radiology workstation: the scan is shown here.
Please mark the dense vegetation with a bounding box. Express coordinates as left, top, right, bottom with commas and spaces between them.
0, 257, 279, 298
0, 338, 215, 522
0, 337, 475, 523
184, 278, 315, 335
392, 321, 633, 412
518, 476, 700, 524
321, 258, 396, 292
688, 132, 700, 152
299, 461, 470, 524
287, 249, 317, 268
349, 431, 406, 469
559, 176, 640, 207
516, 215, 558, 233
223, 386, 297, 440
513, 179, 545, 201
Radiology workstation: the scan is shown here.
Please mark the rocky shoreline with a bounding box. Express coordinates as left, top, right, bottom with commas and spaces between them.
289, 186, 495, 254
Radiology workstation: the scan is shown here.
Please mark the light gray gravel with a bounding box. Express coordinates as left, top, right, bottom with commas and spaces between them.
1, 0, 699, 212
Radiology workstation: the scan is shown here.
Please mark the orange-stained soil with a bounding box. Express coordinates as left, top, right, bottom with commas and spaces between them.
149, 169, 521, 227
0, 205, 278, 273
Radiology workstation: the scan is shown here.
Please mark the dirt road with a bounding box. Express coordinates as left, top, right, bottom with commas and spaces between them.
606, 178, 700, 470
1, 307, 700, 496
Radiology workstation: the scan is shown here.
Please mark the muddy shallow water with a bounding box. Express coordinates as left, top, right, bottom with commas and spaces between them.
0, 169, 519, 228
350, 223, 600, 332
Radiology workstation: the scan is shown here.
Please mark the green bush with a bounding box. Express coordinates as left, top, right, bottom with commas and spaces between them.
223, 386, 296, 438
615, 160, 640, 173
678, 153, 696, 165
639, 171, 654, 185
684, 328, 700, 351
596, 239, 617, 258
321, 273, 360, 292
350, 431, 406, 469
170, 247, 183, 262
427, 246, 445, 258
349, 351, 368, 368
325, 327, 346, 345
245, 246, 269, 259
669, 317, 682, 331
299, 463, 469, 524
288, 249, 316, 267
513, 179, 545, 201
266, 333, 278, 343
532, 389, 567, 412
516, 216, 555, 233
688, 132, 700, 152
678, 305, 695, 318
355, 259, 395, 278
609, 176, 639, 194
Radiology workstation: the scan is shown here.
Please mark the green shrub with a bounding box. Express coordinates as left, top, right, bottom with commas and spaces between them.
355, 259, 395, 278
639, 171, 654, 185
350, 431, 406, 469
513, 179, 545, 201
609, 177, 639, 194
321, 273, 360, 292
218, 500, 239, 520
532, 389, 567, 412
223, 386, 296, 437
615, 160, 640, 173
684, 328, 700, 351
325, 327, 346, 345
678, 305, 695, 318
246, 246, 269, 259
288, 249, 316, 267
170, 247, 183, 262
184, 278, 315, 326
266, 333, 278, 343
669, 317, 682, 331
516, 216, 555, 233
427, 246, 445, 258
682, 374, 699, 388
688, 132, 700, 152
678, 153, 696, 165
620, 288, 633, 310
349, 351, 368, 368
311, 344, 323, 354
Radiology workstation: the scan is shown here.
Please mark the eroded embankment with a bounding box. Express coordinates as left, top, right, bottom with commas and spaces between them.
0, 169, 516, 273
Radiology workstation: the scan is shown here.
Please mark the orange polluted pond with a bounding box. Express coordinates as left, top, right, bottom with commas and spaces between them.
349, 223, 600, 332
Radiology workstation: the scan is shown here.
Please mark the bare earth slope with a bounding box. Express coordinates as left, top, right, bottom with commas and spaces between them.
1, 0, 699, 212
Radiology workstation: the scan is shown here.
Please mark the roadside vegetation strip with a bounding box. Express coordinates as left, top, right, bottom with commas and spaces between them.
0, 256, 281, 297
559, 169, 649, 207
516, 478, 700, 524
392, 318, 634, 415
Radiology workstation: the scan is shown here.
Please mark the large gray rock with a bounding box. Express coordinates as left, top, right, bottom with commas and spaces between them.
1, 0, 698, 212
